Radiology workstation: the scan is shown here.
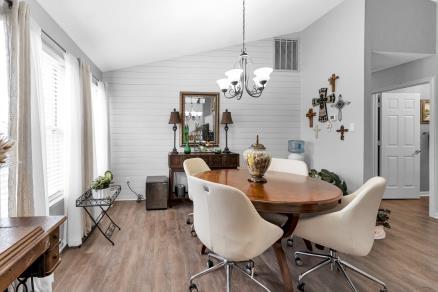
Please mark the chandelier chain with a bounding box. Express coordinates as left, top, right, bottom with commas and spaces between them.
242, 0, 246, 53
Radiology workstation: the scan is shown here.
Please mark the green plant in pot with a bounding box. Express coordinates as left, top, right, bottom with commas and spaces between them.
91, 170, 113, 198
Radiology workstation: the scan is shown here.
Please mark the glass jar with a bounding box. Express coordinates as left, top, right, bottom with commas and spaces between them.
243, 135, 271, 183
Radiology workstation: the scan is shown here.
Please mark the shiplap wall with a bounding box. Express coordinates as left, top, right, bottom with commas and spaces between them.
104, 36, 301, 200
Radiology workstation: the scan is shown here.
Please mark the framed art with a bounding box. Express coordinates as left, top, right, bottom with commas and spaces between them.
421, 99, 431, 124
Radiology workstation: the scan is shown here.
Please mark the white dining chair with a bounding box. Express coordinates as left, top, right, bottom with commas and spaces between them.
293, 177, 387, 292
183, 158, 211, 236
268, 158, 309, 176
187, 175, 283, 292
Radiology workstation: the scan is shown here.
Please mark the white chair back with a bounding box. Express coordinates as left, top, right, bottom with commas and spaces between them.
183, 158, 211, 200
268, 158, 309, 176
188, 176, 283, 261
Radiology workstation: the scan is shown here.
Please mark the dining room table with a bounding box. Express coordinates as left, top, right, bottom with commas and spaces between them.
195, 168, 343, 292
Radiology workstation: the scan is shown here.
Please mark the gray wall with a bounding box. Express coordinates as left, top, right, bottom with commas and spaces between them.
367, 0, 436, 54
300, 0, 366, 191
387, 84, 431, 192
28, 0, 102, 79
104, 37, 301, 200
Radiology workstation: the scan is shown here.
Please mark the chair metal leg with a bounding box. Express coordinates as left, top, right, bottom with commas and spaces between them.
335, 261, 358, 292
226, 263, 233, 292
235, 264, 271, 292
189, 261, 225, 284
298, 258, 332, 282
340, 260, 387, 290
295, 251, 331, 260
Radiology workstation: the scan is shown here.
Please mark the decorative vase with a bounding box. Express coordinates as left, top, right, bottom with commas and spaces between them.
243, 135, 271, 183
92, 187, 110, 199
184, 143, 191, 154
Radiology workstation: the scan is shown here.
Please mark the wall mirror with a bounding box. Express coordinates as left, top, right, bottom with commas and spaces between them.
180, 92, 220, 146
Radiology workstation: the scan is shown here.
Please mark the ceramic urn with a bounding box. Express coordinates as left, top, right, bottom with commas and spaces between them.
243, 135, 272, 183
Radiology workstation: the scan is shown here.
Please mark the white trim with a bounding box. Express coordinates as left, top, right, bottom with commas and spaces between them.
420, 191, 429, 197
371, 77, 436, 218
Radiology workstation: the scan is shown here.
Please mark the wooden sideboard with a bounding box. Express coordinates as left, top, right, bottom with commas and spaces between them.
168, 152, 240, 205
0, 216, 66, 291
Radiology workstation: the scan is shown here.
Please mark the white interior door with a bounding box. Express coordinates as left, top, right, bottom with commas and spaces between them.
381, 93, 421, 199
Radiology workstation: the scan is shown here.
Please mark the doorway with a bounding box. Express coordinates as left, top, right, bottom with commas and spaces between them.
375, 83, 431, 199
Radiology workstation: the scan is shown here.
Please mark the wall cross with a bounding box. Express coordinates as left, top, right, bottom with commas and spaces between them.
312, 88, 336, 123
336, 125, 349, 140
328, 73, 339, 92
306, 108, 316, 128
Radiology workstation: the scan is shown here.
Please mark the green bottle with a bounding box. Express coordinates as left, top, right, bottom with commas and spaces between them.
184, 125, 191, 154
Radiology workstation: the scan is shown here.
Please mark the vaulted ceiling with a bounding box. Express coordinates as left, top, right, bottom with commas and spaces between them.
36, 0, 345, 72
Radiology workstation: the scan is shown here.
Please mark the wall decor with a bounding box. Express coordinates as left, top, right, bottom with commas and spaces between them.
331, 94, 351, 121
336, 125, 349, 140
328, 73, 339, 92
168, 108, 182, 154
180, 92, 220, 146
220, 109, 234, 154
421, 99, 430, 124
325, 120, 333, 131
313, 124, 321, 139
312, 88, 336, 122
305, 108, 316, 128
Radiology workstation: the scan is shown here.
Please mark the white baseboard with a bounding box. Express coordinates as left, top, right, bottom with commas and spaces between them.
420, 192, 429, 197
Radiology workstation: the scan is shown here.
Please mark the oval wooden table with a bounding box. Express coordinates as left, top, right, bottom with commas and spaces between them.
195, 168, 342, 292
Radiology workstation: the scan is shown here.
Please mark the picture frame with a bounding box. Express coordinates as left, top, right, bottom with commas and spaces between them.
420, 99, 431, 124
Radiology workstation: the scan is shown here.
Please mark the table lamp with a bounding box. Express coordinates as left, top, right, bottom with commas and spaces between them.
220, 109, 234, 154
168, 108, 181, 154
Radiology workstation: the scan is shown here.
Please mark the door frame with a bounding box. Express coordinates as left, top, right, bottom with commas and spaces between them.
371, 77, 436, 218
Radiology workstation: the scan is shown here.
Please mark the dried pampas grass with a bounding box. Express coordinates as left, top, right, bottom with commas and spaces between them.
0, 135, 13, 167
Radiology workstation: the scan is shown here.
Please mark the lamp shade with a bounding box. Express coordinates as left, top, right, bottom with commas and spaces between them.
225, 69, 243, 83
216, 78, 230, 91
168, 108, 181, 124
220, 109, 233, 124
254, 67, 273, 80
253, 76, 270, 88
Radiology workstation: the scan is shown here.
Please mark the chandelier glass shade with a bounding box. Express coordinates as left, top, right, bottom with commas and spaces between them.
216, 0, 273, 100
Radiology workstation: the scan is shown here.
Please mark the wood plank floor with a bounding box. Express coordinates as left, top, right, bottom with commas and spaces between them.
54, 198, 438, 292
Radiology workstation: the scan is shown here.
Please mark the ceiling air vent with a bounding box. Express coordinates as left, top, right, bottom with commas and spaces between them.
274, 39, 298, 71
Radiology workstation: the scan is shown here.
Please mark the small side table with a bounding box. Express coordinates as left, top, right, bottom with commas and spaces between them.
76, 185, 121, 245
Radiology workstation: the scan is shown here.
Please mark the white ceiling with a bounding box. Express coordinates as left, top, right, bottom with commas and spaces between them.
35, 0, 345, 72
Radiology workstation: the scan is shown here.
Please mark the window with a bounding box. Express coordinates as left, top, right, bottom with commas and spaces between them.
42, 44, 65, 204
0, 16, 9, 217
274, 39, 298, 71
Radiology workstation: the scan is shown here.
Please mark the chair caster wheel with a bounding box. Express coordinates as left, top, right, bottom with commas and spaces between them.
297, 282, 305, 291
380, 288, 388, 292
191, 230, 197, 237
287, 238, 294, 247
294, 256, 303, 266
245, 261, 254, 275
186, 218, 192, 225
189, 283, 198, 292
207, 259, 214, 268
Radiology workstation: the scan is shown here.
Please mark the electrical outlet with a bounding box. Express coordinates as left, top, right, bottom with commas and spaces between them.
349, 123, 355, 132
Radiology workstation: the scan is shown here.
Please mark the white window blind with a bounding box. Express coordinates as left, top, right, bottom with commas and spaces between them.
0, 16, 9, 217
42, 46, 65, 203
274, 39, 298, 71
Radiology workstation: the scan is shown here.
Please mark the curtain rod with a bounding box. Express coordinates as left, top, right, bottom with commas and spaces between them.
42, 30, 67, 53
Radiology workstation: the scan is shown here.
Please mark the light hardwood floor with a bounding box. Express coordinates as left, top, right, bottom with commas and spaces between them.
54, 198, 438, 292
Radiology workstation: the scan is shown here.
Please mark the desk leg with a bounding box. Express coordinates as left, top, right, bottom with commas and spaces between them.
168, 168, 173, 208
274, 214, 299, 292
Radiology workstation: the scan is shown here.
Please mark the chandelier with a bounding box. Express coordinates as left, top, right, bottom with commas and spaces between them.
216, 0, 273, 100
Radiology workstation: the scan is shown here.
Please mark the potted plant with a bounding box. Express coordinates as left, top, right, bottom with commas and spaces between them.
0, 135, 13, 168
309, 168, 390, 239
374, 208, 391, 239
91, 170, 113, 198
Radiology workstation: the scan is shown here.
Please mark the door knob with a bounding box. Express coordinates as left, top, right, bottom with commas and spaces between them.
412, 150, 421, 156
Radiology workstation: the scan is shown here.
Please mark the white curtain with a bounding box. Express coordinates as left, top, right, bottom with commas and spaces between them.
92, 81, 109, 176
64, 53, 84, 247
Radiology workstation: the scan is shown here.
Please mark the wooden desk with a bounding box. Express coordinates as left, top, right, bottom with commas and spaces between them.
0, 216, 66, 291
196, 169, 342, 292
168, 152, 239, 205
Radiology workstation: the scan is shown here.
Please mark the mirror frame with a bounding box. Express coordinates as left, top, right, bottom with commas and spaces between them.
179, 91, 220, 147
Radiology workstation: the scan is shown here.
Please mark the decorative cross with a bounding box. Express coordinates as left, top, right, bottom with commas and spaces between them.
336, 125, 349, 140
312, 88, 336, 123
313, 124, 321, 139
331, 94, 351, 121
325, 120, 333, 132
328, 73, 339, 93
305, 108, 316, 128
